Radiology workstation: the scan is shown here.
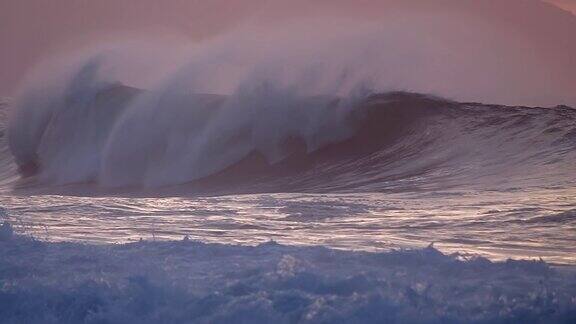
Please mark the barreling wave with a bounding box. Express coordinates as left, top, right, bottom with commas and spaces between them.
3, 59, 576, 196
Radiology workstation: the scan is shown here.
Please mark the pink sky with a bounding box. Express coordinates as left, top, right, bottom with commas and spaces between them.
0, 0, 575, 105
548, 0, 576, 13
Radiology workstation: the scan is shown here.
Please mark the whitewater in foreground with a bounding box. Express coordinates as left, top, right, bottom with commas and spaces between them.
1, 230, 576, 323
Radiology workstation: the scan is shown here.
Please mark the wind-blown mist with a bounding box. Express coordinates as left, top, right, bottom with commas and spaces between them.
5, 0, 576, 189
2, 0, 575, 100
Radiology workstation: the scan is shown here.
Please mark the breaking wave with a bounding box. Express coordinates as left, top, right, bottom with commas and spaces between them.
2, 56, 575, 195
3, 0, 576, 196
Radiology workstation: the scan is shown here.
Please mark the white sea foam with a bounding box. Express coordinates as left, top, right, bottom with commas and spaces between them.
1, 235, 575, 324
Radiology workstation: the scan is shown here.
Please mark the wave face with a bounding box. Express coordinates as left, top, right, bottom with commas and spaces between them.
3, 59, 576, 195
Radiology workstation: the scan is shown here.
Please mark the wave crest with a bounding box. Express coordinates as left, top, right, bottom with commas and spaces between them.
4, 55, 576, 194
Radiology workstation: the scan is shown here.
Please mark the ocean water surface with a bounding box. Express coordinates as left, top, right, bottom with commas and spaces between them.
1, 47, 576, 323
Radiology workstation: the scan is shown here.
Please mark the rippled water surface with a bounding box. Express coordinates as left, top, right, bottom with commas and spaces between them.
1, 188, 575, 264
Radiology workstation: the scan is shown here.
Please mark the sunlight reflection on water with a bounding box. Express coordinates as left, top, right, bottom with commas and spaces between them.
1, 187, 575, 264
